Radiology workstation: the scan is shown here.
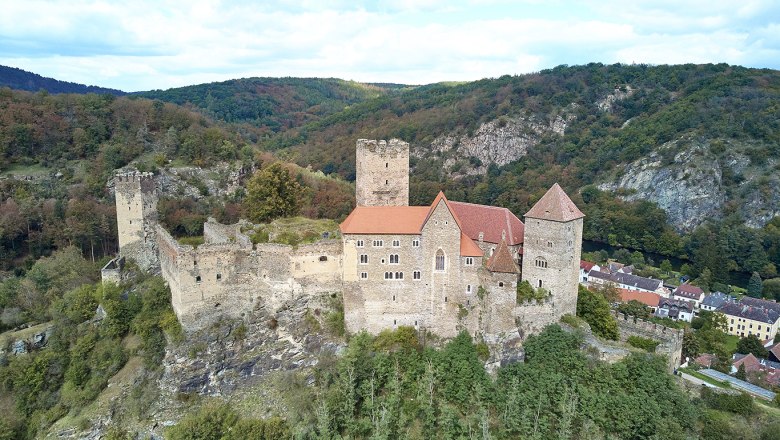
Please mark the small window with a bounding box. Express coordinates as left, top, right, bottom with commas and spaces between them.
356, 240, 364, 247
498, 282, 504, 287
393, 295, 396, 301
547, 241, 553, 248
196, 275, 202, 283
466, 284, 472, 293
385, 180, 389, 185
385, 272, 392, 280
538, 280, 542, 288
360, 272, 368, 280
412, 238, 420, 247
194, 260, 198, 266
386, 162, 389, 168
445, 221, 448, 225
360, 254, 369, 264
392, 239, 400, 247
216, 273, 222, 281
373, 240, 384, 247
129, 220, 132, 224
389, 254, 399, 264
465, 257, 473, 266
413, 271, 421, 280
319, 256, 328, 262
395, 272, 403, 279
444, 296, 447, 303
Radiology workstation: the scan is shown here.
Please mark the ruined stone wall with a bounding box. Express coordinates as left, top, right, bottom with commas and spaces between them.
612, 310, 684, 372
477, 270, 520, 339
115, 171, 159, 270
158, 220, 343, 331
355, 139, 409, 206
100, 256, 124, 284
521, 217, 582, 318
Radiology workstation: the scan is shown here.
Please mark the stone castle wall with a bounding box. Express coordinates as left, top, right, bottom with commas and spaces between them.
158, 221, 344, 331
611, 310, 684, 372
355, 139, 409, 206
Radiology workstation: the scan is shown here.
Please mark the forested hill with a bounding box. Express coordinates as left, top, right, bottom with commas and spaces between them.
135, 77, 408, 137
0, 65, 126, 95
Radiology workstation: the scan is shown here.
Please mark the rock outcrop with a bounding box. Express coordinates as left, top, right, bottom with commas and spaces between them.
600, 137, 780, 231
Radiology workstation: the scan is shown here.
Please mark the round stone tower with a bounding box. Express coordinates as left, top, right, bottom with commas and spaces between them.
114, 171, 159, 270
355, 139, 409, 206
521, 183, 584, 317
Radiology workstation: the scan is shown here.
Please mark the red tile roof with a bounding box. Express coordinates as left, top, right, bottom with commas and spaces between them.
733, 353, 761, 373
486, 240, 520, 274
580, 260, 596, 271
525, 183, 584, 222
339, 206, 430, 234
460, 232, 484, 257
619, 288, 661, 308
694, 353, 716, 368
674, 284, 705, 299
448, 201, 524, 245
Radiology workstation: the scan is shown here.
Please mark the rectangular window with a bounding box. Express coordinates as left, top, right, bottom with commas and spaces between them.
412, 239, 420, 247
395, 272, 404, 279
373, 240, 384, 247
360, 254, 369, 264
384, 272, 392, 280
389, 254, 399, 264
356, 240, 364, 247
392, 239, 400, 247
360, 272, 368, 280
466, 284, 472, 294
216, 273, 222, 281
195, 275, 201, 283
465, 257, 473, 266
413, 271, 421, 280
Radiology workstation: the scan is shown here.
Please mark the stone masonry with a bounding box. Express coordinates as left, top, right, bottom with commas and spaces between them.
355, 138, 409, 206
115, 171, 159, 271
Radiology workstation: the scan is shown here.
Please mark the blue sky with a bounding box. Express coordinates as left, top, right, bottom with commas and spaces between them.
1, 0, 778, 91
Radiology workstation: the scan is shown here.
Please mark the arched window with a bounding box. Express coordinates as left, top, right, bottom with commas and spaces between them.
435, 249, 445, 271
535, 257, 548, 268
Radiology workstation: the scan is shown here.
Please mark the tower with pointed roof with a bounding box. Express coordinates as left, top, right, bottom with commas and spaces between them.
521, 183, 584, 318
355, 138, 409, 206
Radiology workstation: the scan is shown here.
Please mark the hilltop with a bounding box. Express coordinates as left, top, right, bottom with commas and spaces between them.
0, 65, 126, 95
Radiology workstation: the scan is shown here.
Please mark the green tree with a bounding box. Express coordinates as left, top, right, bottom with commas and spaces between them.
762, 278, 780, 301
735, 364, 747, 380
748, 272, 763, 298
736, 334, 768, 358
576, 285, 619, 340
660, 259, 673, 276
243, 163, 303, 223
616, 300, 650, 319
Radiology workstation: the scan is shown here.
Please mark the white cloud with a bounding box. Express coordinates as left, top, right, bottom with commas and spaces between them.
0, 0, 777, 91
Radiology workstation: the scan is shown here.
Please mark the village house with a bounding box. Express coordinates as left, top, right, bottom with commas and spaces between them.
618, 288, 661, 312
672, 283, 705, 308
700, 291, 732, 312
579, 260, 598, 283
719, 297, 780, 341
588, 269, 666, 295
655, 298, 695, 322
731, 353, 780, 387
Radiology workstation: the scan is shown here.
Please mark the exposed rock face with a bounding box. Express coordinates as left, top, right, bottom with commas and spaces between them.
422, 113, 573, 178
600, 137, 780, 231
596, 85, 634, 113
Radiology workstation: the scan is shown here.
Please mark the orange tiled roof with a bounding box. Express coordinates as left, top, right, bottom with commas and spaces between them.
486, 240, 520, 273
525, 183, 584, 222
460, 232, 484, 257
449, 201, 524, 245
619, 288, 661, 307
339, 206, 430, 234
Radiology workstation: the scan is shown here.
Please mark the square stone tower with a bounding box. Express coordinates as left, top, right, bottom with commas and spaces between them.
355, 139, 409, 206
521, 183, 584, 317
114, 171, 159, 270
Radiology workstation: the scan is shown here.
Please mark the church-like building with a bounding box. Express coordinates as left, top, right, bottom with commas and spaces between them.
339, 139, 583, 339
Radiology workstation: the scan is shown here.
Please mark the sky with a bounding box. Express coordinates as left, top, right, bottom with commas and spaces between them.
1, 0, 779, 92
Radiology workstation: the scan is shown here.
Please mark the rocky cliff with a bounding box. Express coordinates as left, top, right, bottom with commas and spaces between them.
600, 136, 780, 231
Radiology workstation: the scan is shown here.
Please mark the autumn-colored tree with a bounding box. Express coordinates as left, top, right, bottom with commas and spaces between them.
243, 163, 303, 223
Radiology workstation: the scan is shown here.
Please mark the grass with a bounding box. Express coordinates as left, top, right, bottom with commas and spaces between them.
723, 334, 740, 353
0, 163, 51, 178
247, 216, 340, 246
0, 321, 51, 348
177, 236, 205, 248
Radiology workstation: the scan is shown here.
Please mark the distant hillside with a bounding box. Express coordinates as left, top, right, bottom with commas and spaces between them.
0, 64, 126, 95
135, 77, 404, 137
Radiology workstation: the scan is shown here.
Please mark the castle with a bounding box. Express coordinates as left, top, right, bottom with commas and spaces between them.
110, 139, 583, 341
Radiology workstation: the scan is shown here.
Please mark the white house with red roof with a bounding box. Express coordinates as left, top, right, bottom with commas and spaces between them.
672, 284, 705, 308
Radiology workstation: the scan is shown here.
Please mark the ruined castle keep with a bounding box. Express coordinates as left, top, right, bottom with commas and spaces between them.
114, 139, 584, 340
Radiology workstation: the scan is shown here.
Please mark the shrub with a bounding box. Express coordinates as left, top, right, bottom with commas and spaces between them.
627, 335, 659, 352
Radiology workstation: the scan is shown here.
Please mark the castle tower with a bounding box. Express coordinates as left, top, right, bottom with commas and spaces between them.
114, 171, 159, 270
355, 139, 409, 206
521, 183, 584, 317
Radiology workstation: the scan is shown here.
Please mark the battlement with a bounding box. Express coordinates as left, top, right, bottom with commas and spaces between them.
611, 310, 683, 371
